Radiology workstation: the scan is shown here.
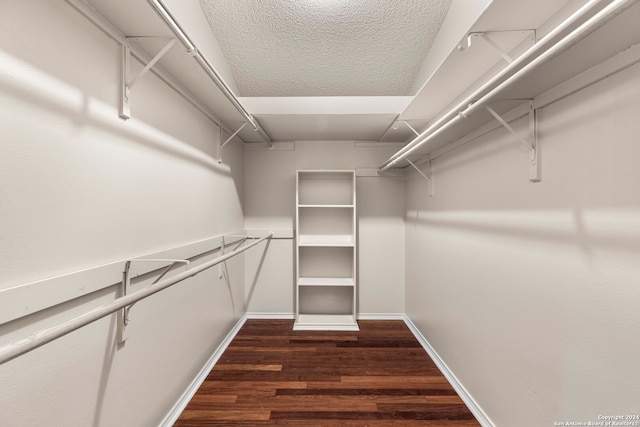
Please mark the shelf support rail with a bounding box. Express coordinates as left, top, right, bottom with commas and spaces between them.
0, 232, 274, 365
120, 37, 177, 119
485, 101, 539, 182
147, 0, 273, 148
378, 0, 636, 175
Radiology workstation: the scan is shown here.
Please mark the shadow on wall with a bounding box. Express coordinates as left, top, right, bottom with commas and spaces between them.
244, 238, 273, 308
92, 304, 118, 427
407, 208, 640, 258
0, 285, 120, 425
419, 85, 639, 193
0, 51, 229, 175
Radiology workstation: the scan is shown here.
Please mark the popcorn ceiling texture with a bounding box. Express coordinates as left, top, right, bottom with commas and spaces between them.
199, 0, 452, 96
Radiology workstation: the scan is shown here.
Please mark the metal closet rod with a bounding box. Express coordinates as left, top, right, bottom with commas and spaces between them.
148, 0, 272, 146
0, 232, 273, 365
378, 0, 635, 173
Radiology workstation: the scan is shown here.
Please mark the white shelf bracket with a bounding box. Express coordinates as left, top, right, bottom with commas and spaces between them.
118, 258, 189, 344
392, 120, 421, 137
485, 101, 540, 182
218, 237, 225, 279
218, 235, 248, 280
407, 157, 433, 197
119, 43, 131, 120
528, 103, 540, 182
218, 123, 248, 164
119, 37, 177, 120
458, 30, 536, 64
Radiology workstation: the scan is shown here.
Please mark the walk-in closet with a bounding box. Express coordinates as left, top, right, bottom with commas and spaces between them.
2, 0, 639, 425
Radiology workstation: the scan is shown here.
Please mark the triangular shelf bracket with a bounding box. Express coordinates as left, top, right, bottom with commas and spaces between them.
458, 30, 536, 64
218, 122, 248, 164
407, 157, 434, 197
392, 120, 421, 137
485, 100, 540, 182
120, 37, 177, 120
118, 258, 189, 344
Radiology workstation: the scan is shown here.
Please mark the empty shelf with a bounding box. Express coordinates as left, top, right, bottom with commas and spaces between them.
298, 277, 355, 287
298, 235, 354, 246
298, 204, 354, 208
294, 314, 359, 331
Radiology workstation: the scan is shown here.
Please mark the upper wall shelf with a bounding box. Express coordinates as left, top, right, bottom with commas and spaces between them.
66, 0, 270, 143
68, 0, 640, 146
239, 96, 412, 142
379, 0, 640, 171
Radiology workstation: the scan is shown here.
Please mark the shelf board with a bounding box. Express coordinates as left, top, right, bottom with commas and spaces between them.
299, 277, 354, 287
298, 170, 355, 176
298, 235, 354, 247
399, 3, 640, 163
294, 314, 359, 331
298, 204, 354, 208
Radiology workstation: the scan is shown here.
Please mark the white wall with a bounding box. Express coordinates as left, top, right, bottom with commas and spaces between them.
244, 141, 406, 316
405, 60, 640, 425
0, 1, 246, 425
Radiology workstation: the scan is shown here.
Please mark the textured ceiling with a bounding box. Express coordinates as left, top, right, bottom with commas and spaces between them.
199, 0, 452, 97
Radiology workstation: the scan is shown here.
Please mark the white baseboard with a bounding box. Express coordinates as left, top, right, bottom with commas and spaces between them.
357, 313, 406, 320
245, 313, 407, 321
402, 316, 495, 427
245, 312, 407, 320
245, 312, 295, 319
160, 315, 248, 427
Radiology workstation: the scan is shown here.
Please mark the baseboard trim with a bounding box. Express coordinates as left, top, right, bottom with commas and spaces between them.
160, 315, 249, 427
402, 316, 495, 427
245, 313, 407, 321
245, 312, 295, 319
357, 313, 406, 320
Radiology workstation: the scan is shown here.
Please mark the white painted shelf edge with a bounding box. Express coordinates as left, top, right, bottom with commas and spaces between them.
293, 314, 359, 331
298, 235, 354, 246
298, 205, 355, 208
298, 277, 355, 287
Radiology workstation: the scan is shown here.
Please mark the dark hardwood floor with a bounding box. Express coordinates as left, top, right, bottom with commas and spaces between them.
175, 319, 481, 426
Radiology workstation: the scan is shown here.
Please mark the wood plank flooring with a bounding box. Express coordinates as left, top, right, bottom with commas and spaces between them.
175, 320, 480, 426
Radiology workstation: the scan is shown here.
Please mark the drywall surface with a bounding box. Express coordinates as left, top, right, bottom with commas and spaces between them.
244, 141, 406, 316
0, 1, 246, 425
405, 61, 640, 425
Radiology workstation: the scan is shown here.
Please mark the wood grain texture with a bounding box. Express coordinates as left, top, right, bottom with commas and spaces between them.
175, 320, 480, 426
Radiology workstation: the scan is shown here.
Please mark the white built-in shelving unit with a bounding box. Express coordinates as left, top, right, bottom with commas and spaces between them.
294, 171, 358, 331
